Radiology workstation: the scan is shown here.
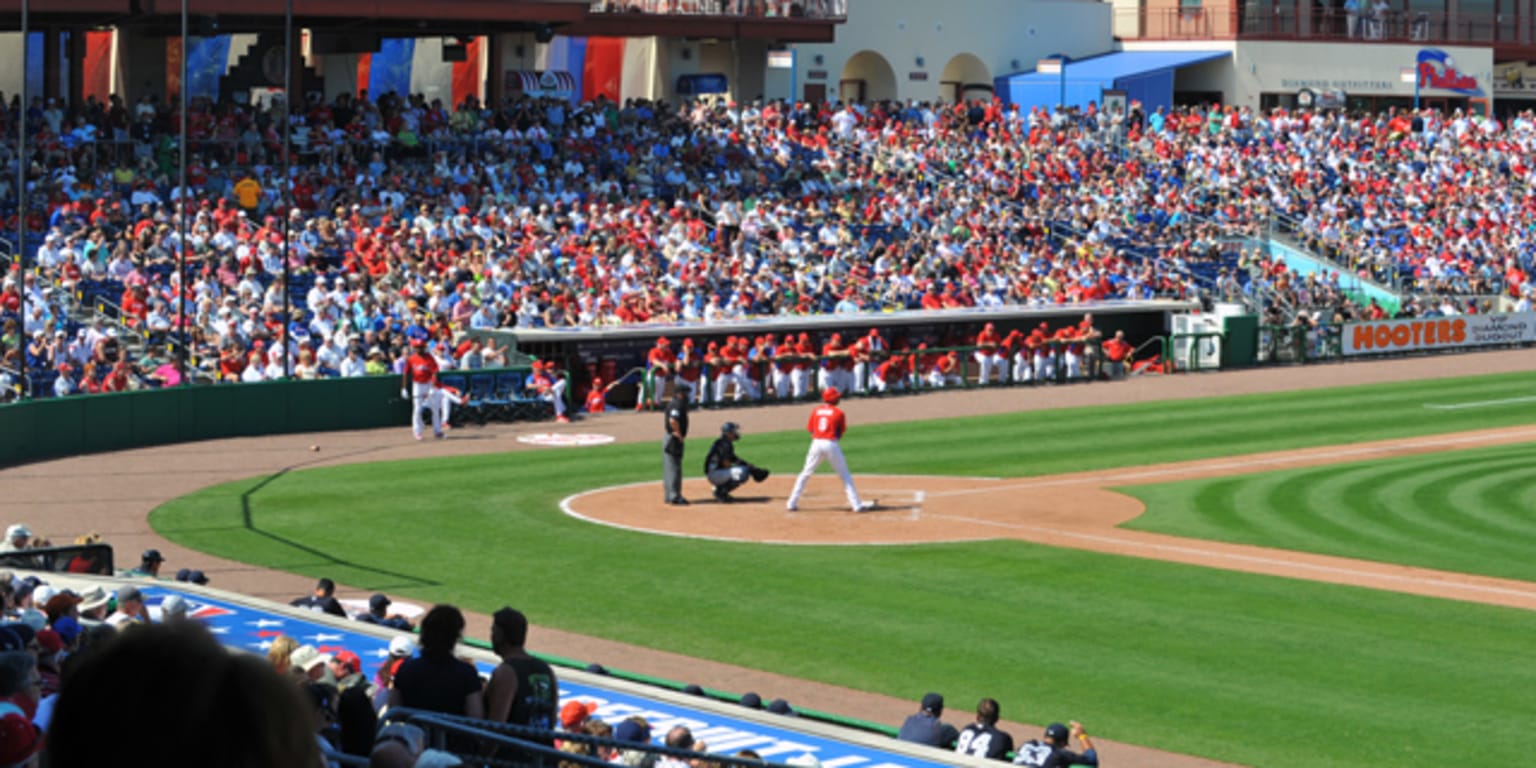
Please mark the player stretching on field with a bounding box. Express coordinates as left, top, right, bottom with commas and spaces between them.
786, 388, 875, 513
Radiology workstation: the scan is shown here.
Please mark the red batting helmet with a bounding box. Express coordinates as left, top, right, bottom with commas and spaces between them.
822, 387, 841, 404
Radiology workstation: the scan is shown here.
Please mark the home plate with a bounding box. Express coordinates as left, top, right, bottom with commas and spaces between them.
517, 433, 616, 447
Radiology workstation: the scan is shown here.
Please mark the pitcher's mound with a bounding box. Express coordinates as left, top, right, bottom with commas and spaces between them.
560, 475, 1140, 546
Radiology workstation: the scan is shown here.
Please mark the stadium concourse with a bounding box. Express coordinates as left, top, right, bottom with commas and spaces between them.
6, 92, 1536, 400
6, 348, 1535, 768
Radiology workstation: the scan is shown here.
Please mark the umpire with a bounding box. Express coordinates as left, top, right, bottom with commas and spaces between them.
704, 422, 770, 504
663, 389, 690, 505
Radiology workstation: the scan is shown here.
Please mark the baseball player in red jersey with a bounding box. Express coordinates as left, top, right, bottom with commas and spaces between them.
677, 338, 703, 404
974, 323, 1004, 384
401, 339, 443, 440
528, 360, 570, 423
818, 333, 848, 394
785, 388, 876, 513
791, 333, 816, 398
770, 334, 796, 400
644, 337, 677, 410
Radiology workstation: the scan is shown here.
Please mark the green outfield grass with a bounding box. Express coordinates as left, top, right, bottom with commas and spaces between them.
152, 370, 1536, 768
1121, 440, 1536, 581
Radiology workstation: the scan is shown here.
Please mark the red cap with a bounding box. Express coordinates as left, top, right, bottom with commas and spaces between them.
333, 650, 361, 674
822, 387, 841, 404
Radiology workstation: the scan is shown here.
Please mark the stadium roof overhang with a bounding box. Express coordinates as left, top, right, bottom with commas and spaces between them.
0, 0, 838, 42
0, 0, 586, 35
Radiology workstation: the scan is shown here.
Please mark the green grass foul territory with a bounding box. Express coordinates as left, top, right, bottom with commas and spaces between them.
152, 370, 1536, 767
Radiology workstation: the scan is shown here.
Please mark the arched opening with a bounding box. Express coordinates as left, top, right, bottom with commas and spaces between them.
940, 53, 992, 103
838, 50, 896, 103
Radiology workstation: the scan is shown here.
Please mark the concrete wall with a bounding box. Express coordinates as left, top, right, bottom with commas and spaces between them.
765, 0, 1114, 103
1126, 39, 1494, 109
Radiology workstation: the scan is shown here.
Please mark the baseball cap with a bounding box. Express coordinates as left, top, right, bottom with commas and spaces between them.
141, 548, 164, 563
613, 719, 651, 744
740, 692, 762, 709
0, 703, 42, 766
34, 628, 63, 655
1045, 723, 1070, 743
388, 635, 417, 658
721, 421, 741, 435
369, 593, 391, 612
921, 692, 944, 713
332, 650, 361, 674
4, 525, 30, 540
52, 616, 83, 645
290, 644, 331, 672
821, 387, 841, 403
768, 698, 796, 716
160, 594, 188, 619
560, 700, 598, 729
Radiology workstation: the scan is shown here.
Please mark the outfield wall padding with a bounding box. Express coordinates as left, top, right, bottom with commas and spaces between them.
0, 376, 405, 468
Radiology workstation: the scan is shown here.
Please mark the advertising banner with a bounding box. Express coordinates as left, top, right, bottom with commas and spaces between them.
1342, 313, 1536, 356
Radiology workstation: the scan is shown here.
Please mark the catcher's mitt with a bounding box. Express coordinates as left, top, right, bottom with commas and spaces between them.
750, 466, 771, 483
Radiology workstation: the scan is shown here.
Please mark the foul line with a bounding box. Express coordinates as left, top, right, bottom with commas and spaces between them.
1424, 396, 1536, 410
922, 513, 1536, 602
924, 427, 1536, 499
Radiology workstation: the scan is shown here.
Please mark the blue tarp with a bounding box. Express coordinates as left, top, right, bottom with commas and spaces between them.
993, 50, 1230, 113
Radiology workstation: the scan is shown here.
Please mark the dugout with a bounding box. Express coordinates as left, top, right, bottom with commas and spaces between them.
473, 300, 1193, 406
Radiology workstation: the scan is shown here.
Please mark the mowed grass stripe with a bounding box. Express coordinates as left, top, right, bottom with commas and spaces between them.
1123, 442, 1536, 582
152, 370, 1536, 768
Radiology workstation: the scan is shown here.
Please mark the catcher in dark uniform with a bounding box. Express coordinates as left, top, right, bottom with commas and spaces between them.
704, 422, 770, 503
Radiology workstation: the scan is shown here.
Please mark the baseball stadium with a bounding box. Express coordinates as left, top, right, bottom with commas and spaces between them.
5, 0, 1536, 766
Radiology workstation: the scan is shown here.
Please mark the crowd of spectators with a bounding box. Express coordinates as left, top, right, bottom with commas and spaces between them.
3, 84, 1534, 401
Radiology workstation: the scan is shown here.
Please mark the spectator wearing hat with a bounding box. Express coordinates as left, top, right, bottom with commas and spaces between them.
897, 692, 960, 749
484, 607, 558, 741
560, 700, 598, 733
328, 651, 367, 693
1013, 721, 1098, 767
0, 651, 43, 767
129, 548, 165, 577
372, 635, 417, 712
106, 586, 147, 629
290, 644, 334, 683
75, 586, 111, 624
612, 717, 653, 763
0, 526, 31, 553
290, 577, 347, 618
355, 593, 412, 631
158, 595, 189, 624
370, 722, 427, 768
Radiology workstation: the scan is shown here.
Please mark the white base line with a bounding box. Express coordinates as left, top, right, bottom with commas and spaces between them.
1424, 396, 1536, 410
925, 427, 1536, 499
922, 513, 1536, 601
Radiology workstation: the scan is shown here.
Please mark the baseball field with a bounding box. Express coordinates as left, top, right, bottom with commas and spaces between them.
148, 365, 1536, 768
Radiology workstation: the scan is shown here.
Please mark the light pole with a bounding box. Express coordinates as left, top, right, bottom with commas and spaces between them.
15, 0, 27, 399
176, 0, 189, 381
281, 0, 293, 380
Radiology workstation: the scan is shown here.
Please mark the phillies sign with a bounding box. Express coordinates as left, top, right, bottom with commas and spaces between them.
1417, 49, 1482, 95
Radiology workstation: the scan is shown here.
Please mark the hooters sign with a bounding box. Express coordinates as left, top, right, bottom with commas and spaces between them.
1343, 312, 1536, 356
1417, 49, 1482, 95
